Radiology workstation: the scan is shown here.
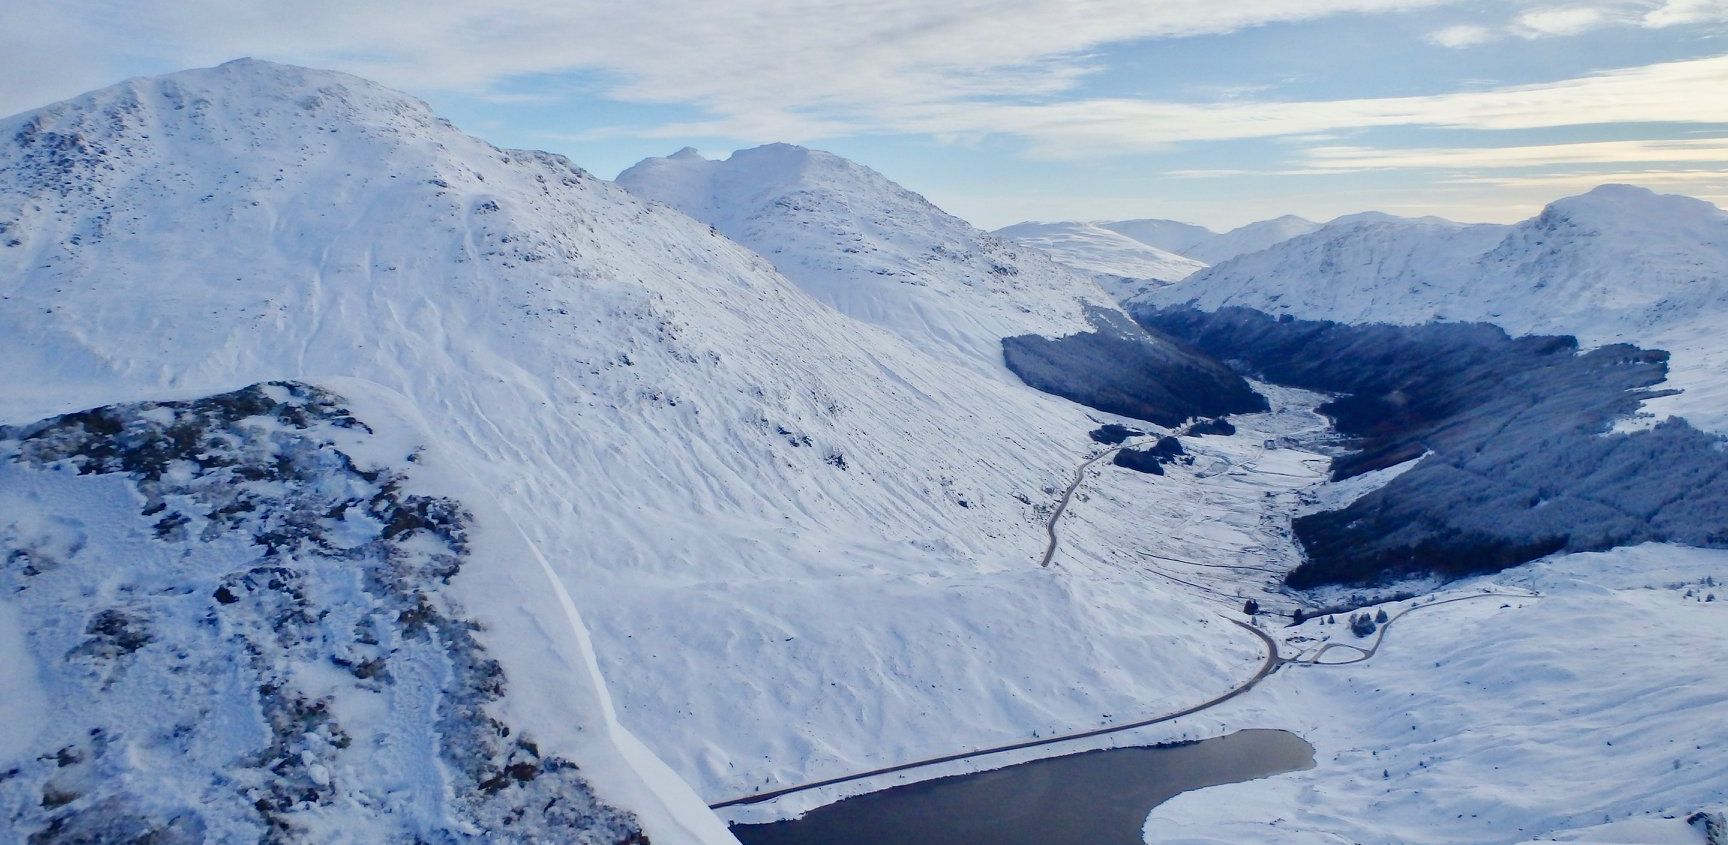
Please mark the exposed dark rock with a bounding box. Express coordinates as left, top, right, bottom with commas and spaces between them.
0, 382, 646, 844
1139, 306, 1728, 587
1004, 306, 1266, 427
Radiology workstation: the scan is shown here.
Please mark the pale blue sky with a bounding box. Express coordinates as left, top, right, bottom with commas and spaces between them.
6, 0, 1727, 229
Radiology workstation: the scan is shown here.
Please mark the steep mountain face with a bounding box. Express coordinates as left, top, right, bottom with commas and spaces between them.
1136, 186, 1728, 586
992, 220, 1205, 300
617, 144, 1109, 375
1146, 186, 1728, 430
1138, 216, 1514, 319
0, 59, 1265, 825
1143, 308, 1728, 586
618, 144, 1262, 423
0, 383, 663, 844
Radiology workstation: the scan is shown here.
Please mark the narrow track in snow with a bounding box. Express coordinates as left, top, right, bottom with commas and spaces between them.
1298, 591, 1534, 666
709, 618, 1283, 809
1039, 442, 1135, 567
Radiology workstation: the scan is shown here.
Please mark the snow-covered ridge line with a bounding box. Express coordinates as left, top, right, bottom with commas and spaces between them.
991, 220, 1206, 299
617, 144, 1263, 425
1143, 184, 1728, 432
991, 214, 1324, 300
617, 143, 1120, 378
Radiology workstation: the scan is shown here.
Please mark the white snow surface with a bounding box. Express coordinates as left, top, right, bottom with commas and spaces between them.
1177, 215, 1324, 265
992, 220, 1206, 300
9, 59, 1725, 845
616, 144, 1121, 377
0, 59, 1271, 830
0, 380, 731, 844
1142, 543, 1728, 844
991, 215, 1321, 302
1144, 185, 1728, 432
1088, 215, 1321, 265
1097, 218, 1218, 255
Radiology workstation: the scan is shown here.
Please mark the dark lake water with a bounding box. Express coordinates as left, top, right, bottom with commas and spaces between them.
730, 729, 1314, 845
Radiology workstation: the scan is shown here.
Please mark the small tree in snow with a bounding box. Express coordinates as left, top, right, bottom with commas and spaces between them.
1375, 608, 1389, 623
1350, 612, 1378, 638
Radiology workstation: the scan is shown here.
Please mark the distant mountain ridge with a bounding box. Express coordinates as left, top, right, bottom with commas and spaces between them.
993, 213, 1322, 299
1142, 184, 1728, 432
619, 143, 1128, 376
618, 143, 1263, 423
992, 220, 1206, 301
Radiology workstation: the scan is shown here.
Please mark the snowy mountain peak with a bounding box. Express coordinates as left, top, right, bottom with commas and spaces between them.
7, 56, 449, 144
620, 143, 1122, 374
1322, 210, 1459, 230
1141, 184, 1728, 431
1530, 183, 1728, 242
1184, 215, 1322, 264
3, 63, 1270, 834
0, 57, 514, 230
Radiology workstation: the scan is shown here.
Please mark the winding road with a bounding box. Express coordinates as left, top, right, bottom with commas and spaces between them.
707, 438, 1534, 813
708, 618, 1284, 809
1297, 591, 1534, 665
1039, 441, 1137, 567
713, 438, 1284, 811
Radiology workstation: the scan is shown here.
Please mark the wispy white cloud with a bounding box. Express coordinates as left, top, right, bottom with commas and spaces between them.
0, 0, 1464, 124
1430, 1, 1728, 50
1428, 23, 1499, 47
1301, 138, 1728, 169
1512, 5, 1608, 37
1644, 0, 1728, 26
9, 0, 1728, 229
904, 54, 1728, 155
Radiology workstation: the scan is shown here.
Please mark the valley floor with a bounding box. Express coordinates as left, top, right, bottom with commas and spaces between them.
1148, 543, 1728, 844
711, 388, 1728, 845
715, 385, 1339, 822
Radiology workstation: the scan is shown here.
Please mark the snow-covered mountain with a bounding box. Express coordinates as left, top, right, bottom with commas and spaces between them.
991, 220, 1205, 300
994, 214, 1322, 302
1178, 215, 1323, 265
1096, 215, 1321, 264
617, 144, 1117, 376
1097, 218, 1217, 255
616, 144, 1263, 425
1143, 185, 1728, 431
0, 59, 1273, 837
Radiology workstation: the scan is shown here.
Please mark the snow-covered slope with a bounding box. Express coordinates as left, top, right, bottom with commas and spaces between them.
1139, 215, 1514, 319
1181, 215, 1322, 265
1098, 215, 1321, 265
1146, 544, 1728, 845
0, 381, 723, 843
616, 144, 1121, 377
992, 220, 1206, 301
0, 59, 1268, 825
1100, 218, 1217, 255
1143, 185, 1728, 431
998, 215, 1321, 296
